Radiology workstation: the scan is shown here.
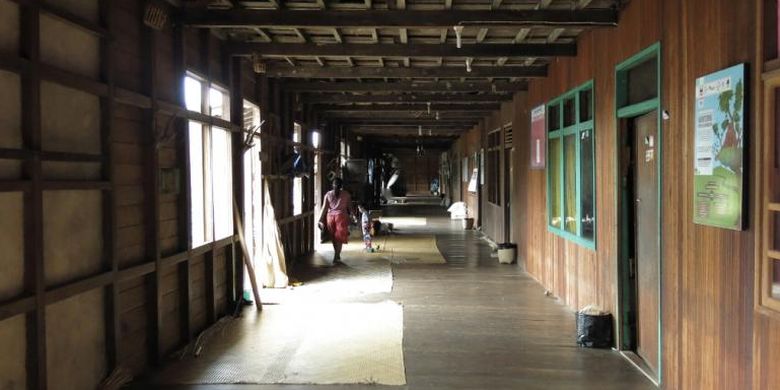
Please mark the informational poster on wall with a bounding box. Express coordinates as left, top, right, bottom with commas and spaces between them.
467, 168, 479, 193
693, 63, 746, 230
530, 104, 546, 169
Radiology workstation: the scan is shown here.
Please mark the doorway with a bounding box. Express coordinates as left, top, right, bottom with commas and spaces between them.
615, 43, 662, 384
242, 100, 263, 298
503, 128, 514, 243
619, 112, 660, 377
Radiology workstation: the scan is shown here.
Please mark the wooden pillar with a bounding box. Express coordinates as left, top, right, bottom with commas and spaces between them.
229, 56, 244, 307
20, 3, 46, 389
99, 0, 119, 371
141, 16, 163, 365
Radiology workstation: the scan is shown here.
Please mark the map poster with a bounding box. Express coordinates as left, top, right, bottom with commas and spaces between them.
530, 104, 546, 169
693, 63, 746, 230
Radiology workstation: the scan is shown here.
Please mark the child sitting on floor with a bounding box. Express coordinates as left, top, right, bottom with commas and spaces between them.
357, 203, 374, 252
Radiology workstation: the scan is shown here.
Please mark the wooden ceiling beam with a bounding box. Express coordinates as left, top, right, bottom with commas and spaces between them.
230, 42, 576, 57
331, 118, 481, 124
282, 80, 527, 92
348, 125, 474, 130
266, 64, 546, 78
302, 93, 510, 103
181, 9, 618, 28
316, 102, 500, 110
322, 111, 487, 119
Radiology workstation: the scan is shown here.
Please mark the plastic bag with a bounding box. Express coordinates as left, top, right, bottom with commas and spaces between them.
575, 306, 612, 348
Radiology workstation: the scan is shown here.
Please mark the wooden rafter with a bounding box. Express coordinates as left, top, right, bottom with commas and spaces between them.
282, 80, 527, 92
181, 9, 619, 28
302, 93, 510, 103
265, 64, 547, 78
316, 102, 501, 111
229, 42, 577, 57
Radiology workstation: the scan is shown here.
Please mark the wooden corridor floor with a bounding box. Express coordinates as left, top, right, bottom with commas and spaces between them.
140, 205, 655, 390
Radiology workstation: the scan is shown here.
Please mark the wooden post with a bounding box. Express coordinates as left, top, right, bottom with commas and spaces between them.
20, 3, 46, 389
99, 0, 119, 371
230, 56, 244, 307
142, 16, 163, 365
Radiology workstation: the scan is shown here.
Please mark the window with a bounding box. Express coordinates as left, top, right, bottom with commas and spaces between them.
340, 139, 346, 167
759, 73, 780, 312
487, 129, 501, 205
547, 81, 596, 248
185, 74, 234, 248
293, 122, 303, 215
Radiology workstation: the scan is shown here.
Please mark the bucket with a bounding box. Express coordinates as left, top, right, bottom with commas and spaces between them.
497, 243, 516, 264
462, 217, 474, 230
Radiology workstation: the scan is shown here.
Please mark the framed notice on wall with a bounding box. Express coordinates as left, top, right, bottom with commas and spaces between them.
468, 168, 479, 193
530, 104, 546, 169
693, 63, 746, 230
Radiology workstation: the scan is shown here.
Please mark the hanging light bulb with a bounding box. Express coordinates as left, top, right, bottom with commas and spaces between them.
418, 125, 422, 136
427, 102, 431, 114
436, 111, 440, 120
453, 25, 464, 48
466, 57, 472, 73
428, 129, 432, 136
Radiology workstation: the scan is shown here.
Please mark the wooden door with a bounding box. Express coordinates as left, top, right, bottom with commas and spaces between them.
504, 148, 514, 242
633, 111, 660, 375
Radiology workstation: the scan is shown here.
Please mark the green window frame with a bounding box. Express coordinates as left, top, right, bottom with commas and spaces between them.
546, 80, 596, 249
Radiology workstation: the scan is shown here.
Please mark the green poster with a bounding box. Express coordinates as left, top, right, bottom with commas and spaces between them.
693, 63, 746, 230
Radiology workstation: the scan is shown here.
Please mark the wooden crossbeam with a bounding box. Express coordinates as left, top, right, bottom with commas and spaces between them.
282, 80, 527, 92
331, 119, 481, 124
351, 127, 470, 133
348, 123, 475, 128
230, 42, 576, 57
323, 111, 488, 118
302, 93, 510, 103
266, 64, 546, 78
181, 9, 618, 28
317, 102, 500, 111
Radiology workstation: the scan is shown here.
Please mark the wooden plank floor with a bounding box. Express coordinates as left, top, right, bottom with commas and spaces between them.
137, 205, 655, 390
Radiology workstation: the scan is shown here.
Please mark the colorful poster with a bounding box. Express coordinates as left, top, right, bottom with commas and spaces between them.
693, 63, 746, 230
530, 104, 546, 169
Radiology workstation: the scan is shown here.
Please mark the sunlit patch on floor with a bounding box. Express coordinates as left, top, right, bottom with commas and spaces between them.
154, 302, 406, 386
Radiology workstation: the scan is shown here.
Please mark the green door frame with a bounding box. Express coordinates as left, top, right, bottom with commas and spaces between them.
614, 42, 663, 385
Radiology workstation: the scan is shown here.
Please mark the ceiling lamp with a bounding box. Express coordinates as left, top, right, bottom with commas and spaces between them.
466, 57, 473, 73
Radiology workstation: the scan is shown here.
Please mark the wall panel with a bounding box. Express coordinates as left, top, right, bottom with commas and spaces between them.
43, 190, 103, 287
0, 315, 26, 390
0, 70, 22, 149
40, 81, 101, 154
0, 0, 19, 53
40, 14, 100, 78
45, 288, 107, 390
0, 192, 24, 302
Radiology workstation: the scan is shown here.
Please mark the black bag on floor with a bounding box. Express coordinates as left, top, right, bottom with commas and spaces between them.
575, 312, 613, 348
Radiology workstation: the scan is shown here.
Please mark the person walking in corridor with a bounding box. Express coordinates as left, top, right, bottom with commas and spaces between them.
318, 177, 354, 265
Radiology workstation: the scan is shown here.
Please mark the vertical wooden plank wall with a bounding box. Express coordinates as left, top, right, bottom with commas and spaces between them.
448, 0, 767, 388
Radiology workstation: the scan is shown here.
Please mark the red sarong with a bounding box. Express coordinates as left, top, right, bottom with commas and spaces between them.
326, 213, 350, 244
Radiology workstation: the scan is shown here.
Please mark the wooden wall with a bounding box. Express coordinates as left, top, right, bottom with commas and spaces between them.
464, 0, 780, 389
0, 1, 317, 389
454, 0, 777, 388
387, 148, 440, 195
